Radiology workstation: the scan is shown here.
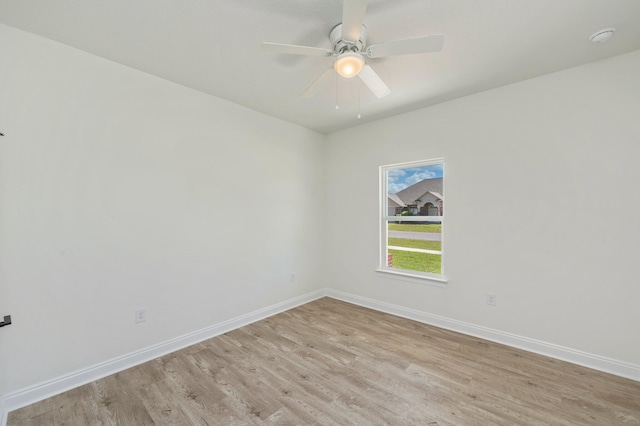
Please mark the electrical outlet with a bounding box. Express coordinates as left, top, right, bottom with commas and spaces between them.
135, 309, 146, 323
486, 294, 496, 306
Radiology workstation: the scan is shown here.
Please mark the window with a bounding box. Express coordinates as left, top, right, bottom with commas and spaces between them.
379, 158, 446, 283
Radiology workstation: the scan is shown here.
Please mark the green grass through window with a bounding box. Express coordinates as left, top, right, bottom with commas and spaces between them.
388, 250, 441, 274
388, 238, 441, 251
388, 223, 441, 233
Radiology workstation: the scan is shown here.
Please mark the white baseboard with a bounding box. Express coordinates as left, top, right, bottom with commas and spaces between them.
1, 289, 327, 424
325, 289, 640, 382
3, 287, 638, 426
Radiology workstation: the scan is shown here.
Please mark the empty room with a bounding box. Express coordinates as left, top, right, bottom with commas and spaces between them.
1, 0, 639, 424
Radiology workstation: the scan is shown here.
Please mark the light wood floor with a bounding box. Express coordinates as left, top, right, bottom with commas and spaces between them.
9, 298, 640, 425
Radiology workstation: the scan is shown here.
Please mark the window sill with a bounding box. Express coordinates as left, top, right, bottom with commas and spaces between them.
375, 268, 448, 287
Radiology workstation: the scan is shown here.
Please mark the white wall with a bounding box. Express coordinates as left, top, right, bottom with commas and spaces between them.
0, 24, 325, 396
325, 50, 640, 367
2, 19, 639, 411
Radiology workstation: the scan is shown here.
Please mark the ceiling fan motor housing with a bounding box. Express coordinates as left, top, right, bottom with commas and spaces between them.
330, 23, 367, 55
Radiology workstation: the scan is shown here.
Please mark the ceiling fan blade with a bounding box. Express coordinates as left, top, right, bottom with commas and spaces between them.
358, 65, 390, 98
342, 0, 368, 42
366, 35, 444, 58
261, 42, 332, 57
301, 68, 335, 98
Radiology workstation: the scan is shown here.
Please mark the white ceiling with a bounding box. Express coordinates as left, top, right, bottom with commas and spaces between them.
1, 0, 639, 134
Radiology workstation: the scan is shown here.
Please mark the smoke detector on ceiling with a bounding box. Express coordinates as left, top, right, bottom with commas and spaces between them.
589, 28, 616, 44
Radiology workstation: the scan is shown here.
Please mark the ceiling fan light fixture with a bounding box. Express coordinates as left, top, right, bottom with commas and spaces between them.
334, 52, 365, 78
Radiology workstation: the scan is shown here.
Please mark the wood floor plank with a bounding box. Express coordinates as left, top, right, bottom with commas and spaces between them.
8, 298, 640, 425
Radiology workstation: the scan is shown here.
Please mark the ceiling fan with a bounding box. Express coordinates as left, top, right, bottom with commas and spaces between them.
261, 0, 444, 99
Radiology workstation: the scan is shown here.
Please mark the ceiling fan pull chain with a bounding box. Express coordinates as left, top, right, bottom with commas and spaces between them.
335, 73, 340, 110
357, 81, 362, 119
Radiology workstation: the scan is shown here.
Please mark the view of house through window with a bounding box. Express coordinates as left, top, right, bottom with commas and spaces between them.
381, 159, 444, 278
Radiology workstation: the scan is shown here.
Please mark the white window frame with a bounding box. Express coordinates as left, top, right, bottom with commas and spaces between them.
377, 158, 448, 284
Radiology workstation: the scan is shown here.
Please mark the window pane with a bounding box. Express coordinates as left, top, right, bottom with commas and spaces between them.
388, 250, 441, 274
382, 158, 444, 278
387, 220, 442, 274
387, 163, 443, 217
